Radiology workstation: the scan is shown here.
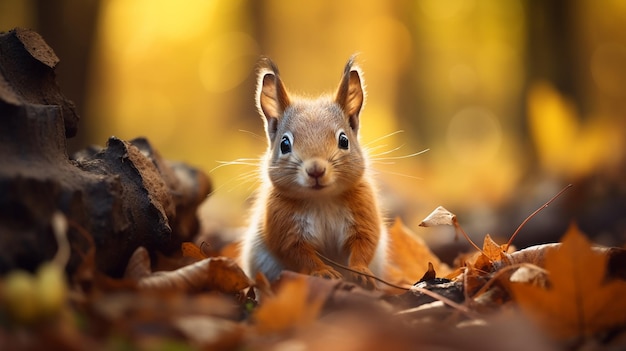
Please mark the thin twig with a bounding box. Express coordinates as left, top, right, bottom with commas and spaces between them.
505, 184, 573, 251
316, 251, 410, 291
453, 216, 488, 257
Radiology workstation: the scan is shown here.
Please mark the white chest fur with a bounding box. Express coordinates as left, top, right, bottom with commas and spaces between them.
291, 199, 354, 263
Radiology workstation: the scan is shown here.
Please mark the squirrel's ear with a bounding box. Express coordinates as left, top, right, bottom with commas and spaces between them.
335, 56, 364, 131
257, 58, 290, 140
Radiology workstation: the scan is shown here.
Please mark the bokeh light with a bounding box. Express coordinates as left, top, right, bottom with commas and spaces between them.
3, 0, 626, 246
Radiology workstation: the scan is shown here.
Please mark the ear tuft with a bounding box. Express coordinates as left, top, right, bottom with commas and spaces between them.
335, 56, 364, 131
256, 57, 290, 140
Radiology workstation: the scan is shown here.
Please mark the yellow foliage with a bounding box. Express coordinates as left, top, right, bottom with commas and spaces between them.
528, 82, 622, 178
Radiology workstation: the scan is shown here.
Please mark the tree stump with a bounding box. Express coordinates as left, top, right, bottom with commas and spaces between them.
0, 28, 211, 277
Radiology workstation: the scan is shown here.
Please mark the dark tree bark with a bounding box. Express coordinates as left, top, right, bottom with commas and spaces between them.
0, 28, 211, 277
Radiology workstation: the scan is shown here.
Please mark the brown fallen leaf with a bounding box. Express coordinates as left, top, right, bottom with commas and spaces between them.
473, 234, 506, 272
220, 240, 241, 260
136, 255, 251, 294
253, 274, 324, 334
509, 224, 626, 341
181, 241, 208, 261
385, 217, 451, 287
502, 243, 560, 268
279, 271, 386, 313
124, 246, 151, 280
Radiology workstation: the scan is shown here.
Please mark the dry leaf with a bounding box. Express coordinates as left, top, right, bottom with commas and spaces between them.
418, 262, 437, 282
385, 217, 451, 287
220, 240, 241, 260
473, 234, 509, 272
253, 274, 324, 334
509, 266, 548, 288
418, 206, 456, 227
505, 243, 560, 268
278, 271, 385, 313
510, 224, 626, 340
181, 242, 208, 261
124, 246, 151, 279
137, 257, 251, 293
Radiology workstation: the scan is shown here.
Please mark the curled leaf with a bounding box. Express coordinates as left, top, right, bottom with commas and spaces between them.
137, 257, 251, 293
124, 246, 152, 280
419, 206, 456, 227
182, 242, 208, 261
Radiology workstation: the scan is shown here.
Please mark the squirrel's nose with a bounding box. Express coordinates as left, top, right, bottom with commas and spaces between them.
306, 162, 326, 178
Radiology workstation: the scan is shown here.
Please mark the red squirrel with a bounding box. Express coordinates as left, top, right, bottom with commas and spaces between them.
240, 56, 388, 287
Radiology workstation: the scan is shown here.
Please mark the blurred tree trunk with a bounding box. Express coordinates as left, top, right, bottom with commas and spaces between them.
35, 0, 101, 151
525, 0, 585, 113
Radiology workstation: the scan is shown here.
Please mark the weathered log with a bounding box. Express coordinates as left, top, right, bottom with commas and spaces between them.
0, 28, 211, 276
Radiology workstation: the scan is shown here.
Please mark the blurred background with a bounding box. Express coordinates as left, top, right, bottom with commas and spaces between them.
2, 0, 625, 259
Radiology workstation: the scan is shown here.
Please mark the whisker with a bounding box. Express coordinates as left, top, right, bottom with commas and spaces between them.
210, 158, 262, 173
365, 143, 391, 154
208, 168, 261, 196
238, 129, 266, 142
372, 168, 424, 181
369, 160, 397, 166
370, 148, 430, 161
363, 130, 405, 147
368, 144, 406, 158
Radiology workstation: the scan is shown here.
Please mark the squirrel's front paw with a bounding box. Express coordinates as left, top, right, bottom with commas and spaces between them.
310, 266, 343, 279
349, 265, 376, 289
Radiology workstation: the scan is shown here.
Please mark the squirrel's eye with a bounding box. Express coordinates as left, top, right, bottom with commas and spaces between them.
338, 132, 349, 150
280, 135, 292, 154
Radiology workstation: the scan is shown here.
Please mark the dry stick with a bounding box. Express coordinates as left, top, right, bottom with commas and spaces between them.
504, 184, 573, 252
316, 251, 409, 291
319, 185, 572, 315
452, 216, 487, 257
317, 252, 478, 318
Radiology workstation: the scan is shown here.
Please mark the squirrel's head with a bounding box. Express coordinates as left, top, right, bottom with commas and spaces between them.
255, 56, 367, 197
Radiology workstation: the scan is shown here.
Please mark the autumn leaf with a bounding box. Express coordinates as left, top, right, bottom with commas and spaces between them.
220, 240, 241, 260
253, 274, 324, 334
138, 257, 251, 293
418, 206, 455, 227
385, 217, 451, 287
181, 242, 208, 261
124, 246, 151, 279
128, 245, 251, 294
473, 234, 508, 272
510, 224, 626, 340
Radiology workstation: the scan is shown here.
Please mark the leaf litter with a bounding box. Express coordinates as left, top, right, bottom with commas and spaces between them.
2, 193, 626, 350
